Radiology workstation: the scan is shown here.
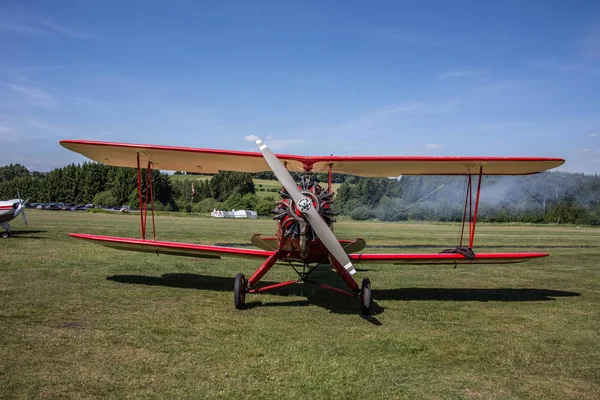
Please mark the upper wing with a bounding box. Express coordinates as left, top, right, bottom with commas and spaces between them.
70, 233, 275, 259
349, 252, 548, 265
60, 140, 564, 176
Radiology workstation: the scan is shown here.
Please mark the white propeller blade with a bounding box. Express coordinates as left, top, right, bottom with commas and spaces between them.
15, 192, 28, 225
21, 206, 27, 226
256, 139, 356, 275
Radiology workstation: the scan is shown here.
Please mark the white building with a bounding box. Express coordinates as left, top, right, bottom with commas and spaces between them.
211, 209, 257, 219
233, 209, 257, 219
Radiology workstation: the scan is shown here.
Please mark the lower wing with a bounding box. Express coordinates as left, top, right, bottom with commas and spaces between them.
70, 233, 548, 265
69, 233, 274, 259
349, 252, 548, 265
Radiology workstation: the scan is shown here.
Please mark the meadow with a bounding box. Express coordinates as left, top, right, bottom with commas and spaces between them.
1, 210, 599, 399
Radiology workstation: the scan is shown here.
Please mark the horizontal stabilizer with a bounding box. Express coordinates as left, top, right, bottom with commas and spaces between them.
250, 234, 367, 254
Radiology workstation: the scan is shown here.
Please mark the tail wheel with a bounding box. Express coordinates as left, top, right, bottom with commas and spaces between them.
360, 277, 371, 316
234, 273, 246, 309
2, 231, 10, 238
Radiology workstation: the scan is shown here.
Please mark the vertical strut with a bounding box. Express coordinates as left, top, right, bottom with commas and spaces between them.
143, 167, 149, 237
147, 161, 156, 240
327, 163, 333, 193
329, 256, 359, 292
459, 175, 471, 247
248, 251, 280, 287
469, 166, 483, 248
136, 153, 145, 240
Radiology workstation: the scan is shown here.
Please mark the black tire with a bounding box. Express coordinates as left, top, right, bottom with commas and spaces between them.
2, 231, 10, 238
234, 273, 246, 309
360, 278, 371, 316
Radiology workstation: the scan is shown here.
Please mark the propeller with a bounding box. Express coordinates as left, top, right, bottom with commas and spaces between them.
255, 139, 356, 275
14, 191, 28, 226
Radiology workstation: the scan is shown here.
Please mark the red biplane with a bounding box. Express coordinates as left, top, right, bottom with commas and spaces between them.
60, 138, 564, 315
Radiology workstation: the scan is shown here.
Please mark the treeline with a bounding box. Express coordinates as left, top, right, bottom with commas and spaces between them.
335, 172, 600, 225
180, 170, 354, 183
2, 163, 599, 224
0, 163, 275, 215
250, 170, 353, 183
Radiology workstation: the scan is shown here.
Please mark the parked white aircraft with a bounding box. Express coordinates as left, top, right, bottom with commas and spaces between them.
0, 193, 28, 238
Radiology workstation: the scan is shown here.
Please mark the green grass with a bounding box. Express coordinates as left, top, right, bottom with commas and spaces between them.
1, 210, 599, 399
170, 174, 212, 182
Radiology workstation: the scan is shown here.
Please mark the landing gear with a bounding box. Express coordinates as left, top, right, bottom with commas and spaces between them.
1, 231, 10, 238
234, 273, 247, 309
360, 278, 371, 316
233, 253, 371, 316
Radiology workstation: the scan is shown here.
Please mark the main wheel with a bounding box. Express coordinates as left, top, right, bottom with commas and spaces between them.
234, 273, 246, 309
2, 231, 10, 238
360, 277, 371, 316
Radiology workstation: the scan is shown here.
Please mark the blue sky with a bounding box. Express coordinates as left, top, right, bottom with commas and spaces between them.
1, 0, 599, 173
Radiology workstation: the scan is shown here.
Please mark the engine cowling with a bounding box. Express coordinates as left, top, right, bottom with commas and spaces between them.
273, 176, 335, 258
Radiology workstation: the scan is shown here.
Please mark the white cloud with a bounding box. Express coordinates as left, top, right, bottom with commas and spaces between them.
267, 139, 304, 150
382, 102, 424, 114
0, 81, 58, 109
0, 4, 95, 39
579, 24, 600, 58
0, 65, 63, 73
581, 148, 591, 152
245, 135, 301, 150
482, 123, 512, 131
437, 69, 486, 78
424, 144, 444, 150
380, 99, 461, 116
589, 133, 597, 138
363, 29, 441, 46
528, 60, 583, 71
496, 137, 506, 145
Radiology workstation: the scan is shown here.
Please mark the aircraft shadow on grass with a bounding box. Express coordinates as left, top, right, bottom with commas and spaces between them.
7, 230, 48, 239
107, 272, 580, 324
108, 272, 384, 324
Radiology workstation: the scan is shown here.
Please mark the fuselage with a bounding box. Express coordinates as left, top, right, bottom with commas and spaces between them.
0, 199, 20, 223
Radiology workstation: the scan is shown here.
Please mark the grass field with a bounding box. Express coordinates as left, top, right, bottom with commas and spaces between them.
1, 210, 599, 399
